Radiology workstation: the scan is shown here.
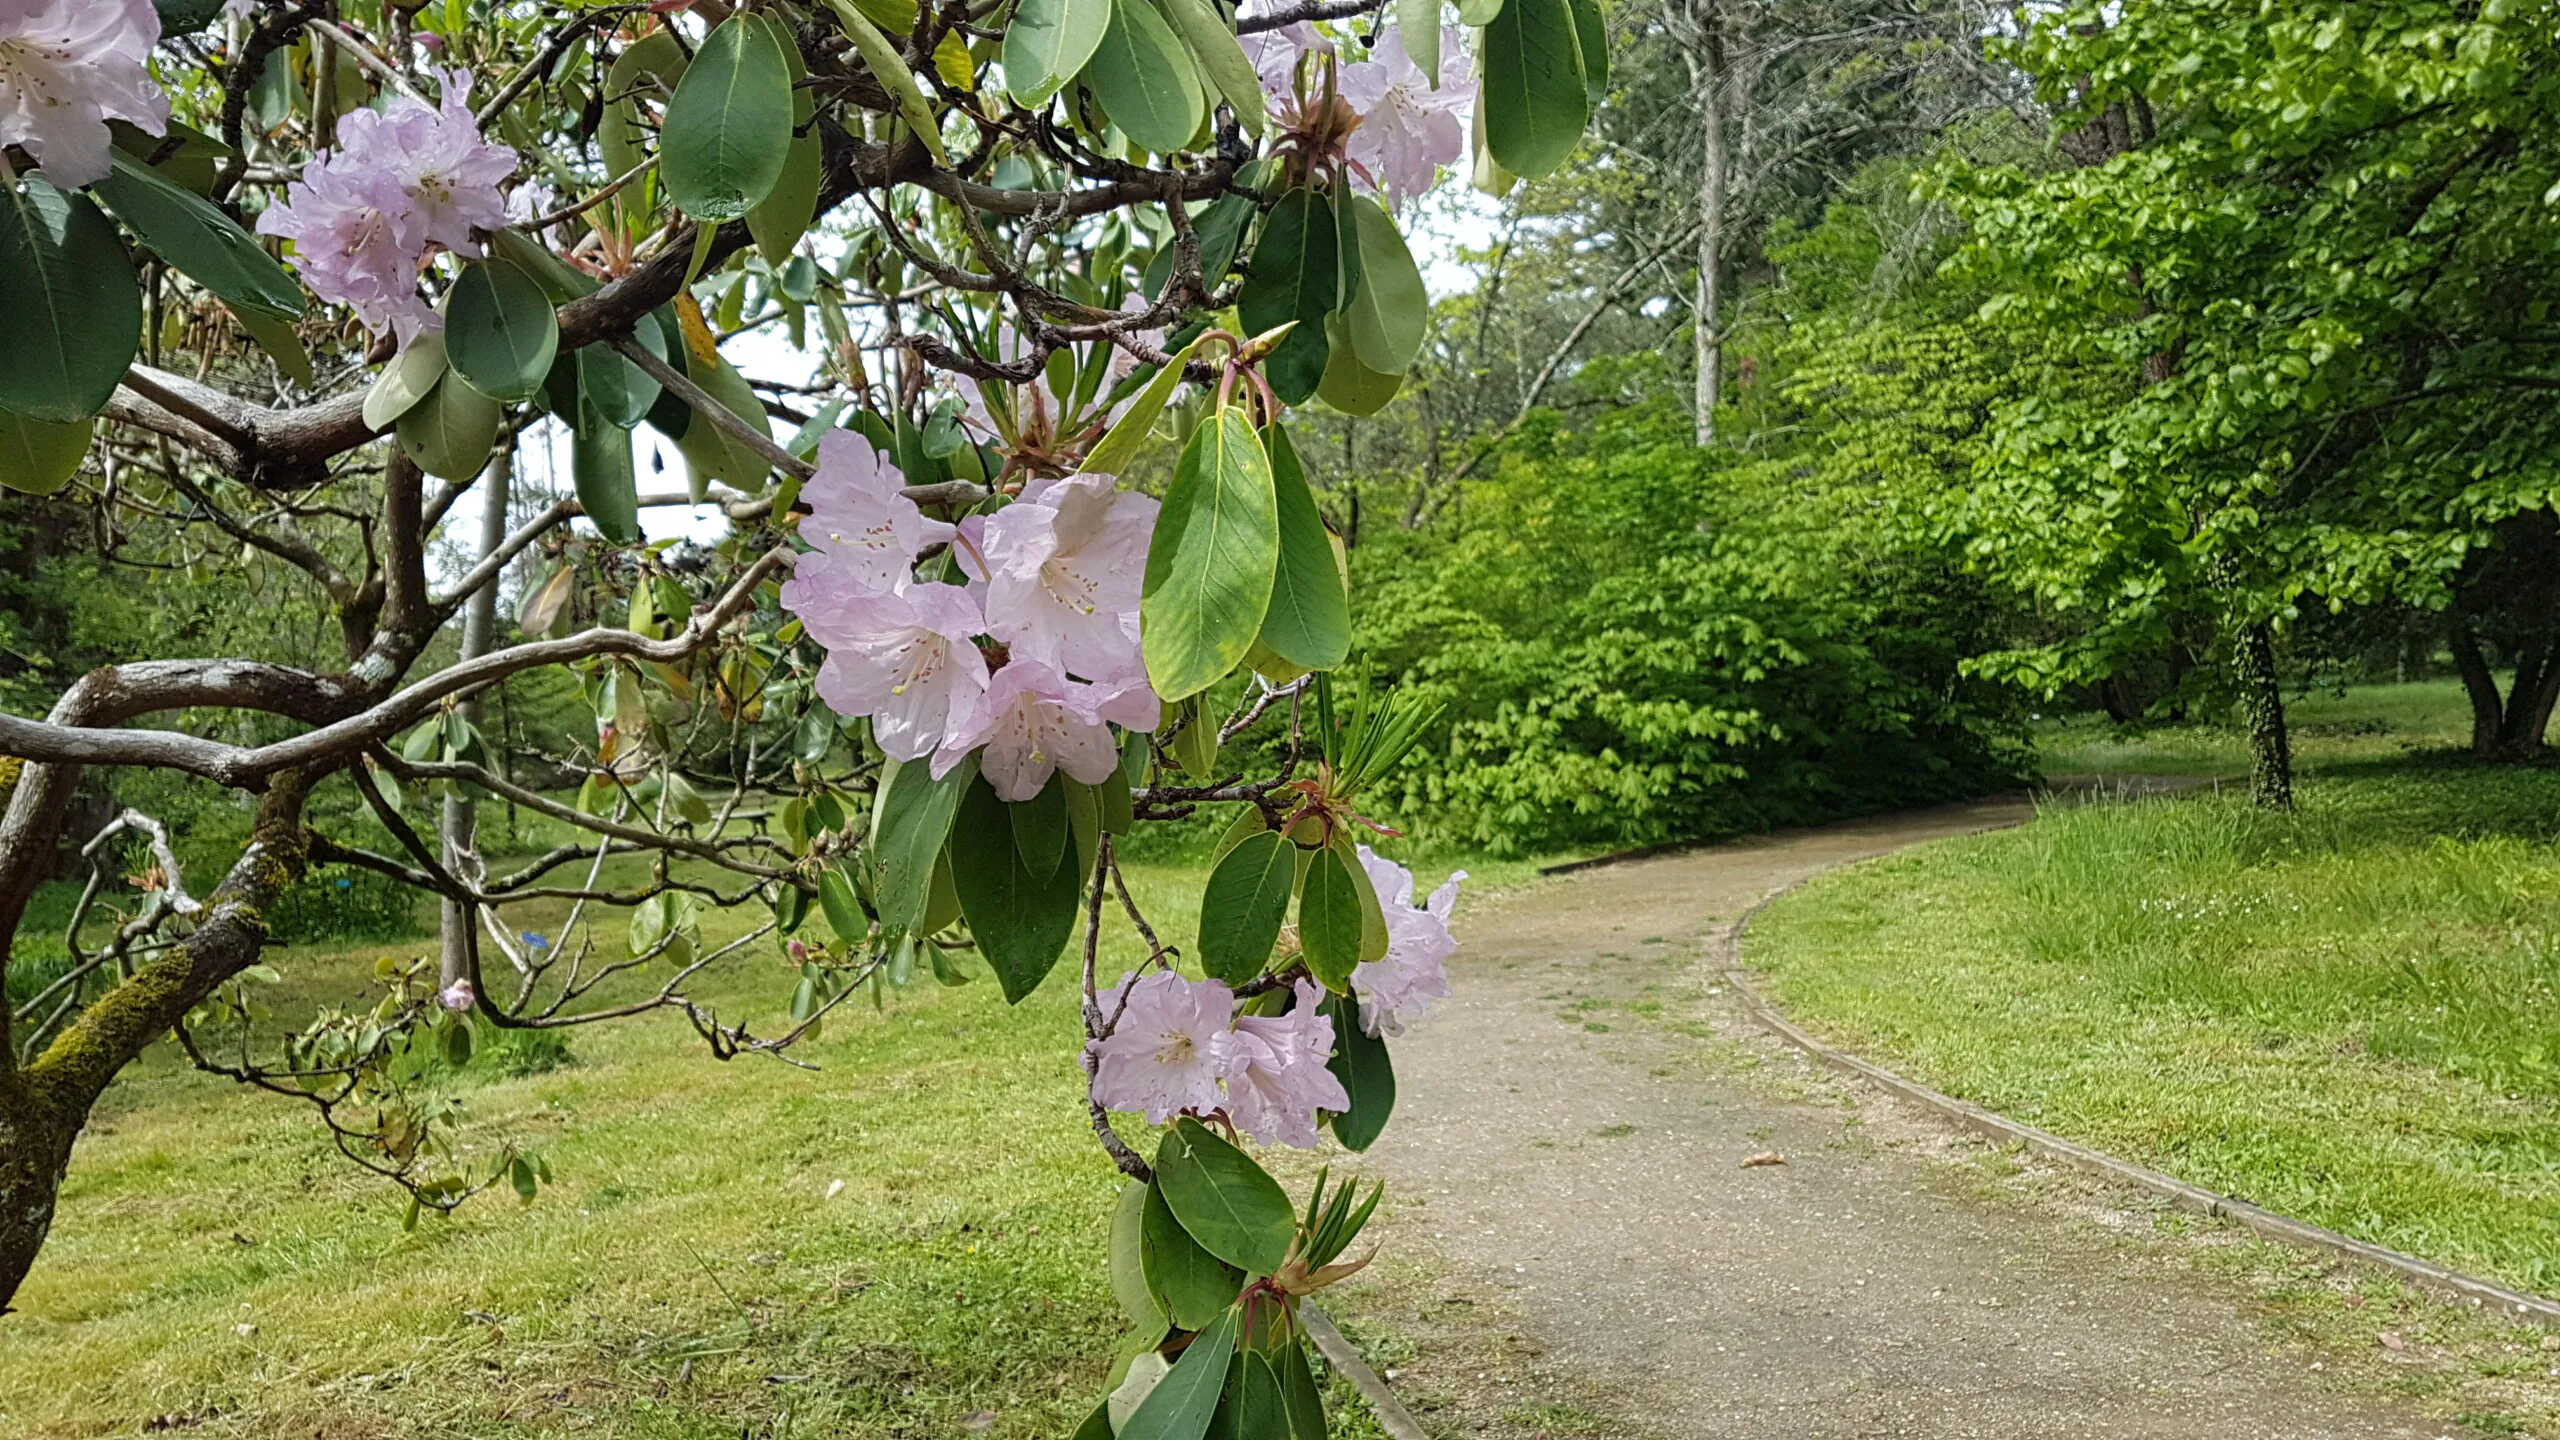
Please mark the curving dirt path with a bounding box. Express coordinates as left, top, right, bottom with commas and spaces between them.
1340, 798, 2448, 1440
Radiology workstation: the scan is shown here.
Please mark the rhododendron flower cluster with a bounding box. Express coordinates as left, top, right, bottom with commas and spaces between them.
1352, 846, 1464, 1036
1239, 10, 1472, 209
0, 0, 168, 189
257, 74, 515, 345
1088, 974, 1349, 1147
780, 432, 1162, 801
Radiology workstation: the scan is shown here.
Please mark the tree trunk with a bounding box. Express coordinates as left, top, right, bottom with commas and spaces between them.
0, 1083, 79, 1313
1687, 0, 1725, 447
2448, 613, 2510, 756
2234, 620, 2293, 810
439, 448, 513, 990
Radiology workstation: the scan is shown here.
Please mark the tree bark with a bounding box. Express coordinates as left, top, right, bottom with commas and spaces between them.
2234, 620, 2293, 810
2496, 641, 2556, 755
1687, 0, 1726, 447
440, 447, 513, 991
2448, 612, 2505, 755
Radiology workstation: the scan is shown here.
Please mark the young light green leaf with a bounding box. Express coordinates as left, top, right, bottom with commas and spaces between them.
949, 774, 1082, 1002
1149, 0, 1266, 137
1401, 0, 1442, 85
1454, 0, 1500, 21
823, 0, 952, 166
1237, 186, 1338, 405
1343, 195, 1428, 374
0, 408, 92, 496
1117, 1305, 1238, 1440
365, 329, 448, 430
1085, 334, 1203, 477
0, 176, 141, 423
1085, 0, 1207, 155
1141, 1177, 1243, 1331
1004, 0, 1112, 107
1196, 829, 1297, 983
395, 373, 504, 481
1481, 0, 1589, 179
1256, 422, 1351, 671
1321, 992, 1395, 1151
1155, 1118, 1296, 1275
1141, 407, 1280, 701
444, 257, 559, 404
93, 150, 303, 320
660, 14, 795, 223
1297, 841, 1366, 990
228, 302, 314, 387
1567, 0, 1609, 103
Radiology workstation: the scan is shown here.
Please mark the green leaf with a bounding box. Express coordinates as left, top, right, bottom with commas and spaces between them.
571, 403, 641, 544
824, 0, 952, 166
746, 12, 824, 264
0, 176, 140, 423
1279, 1337, 1328, 1440
1110, 1181, 1171, 1330
1255, 422, 1351, 671
1086, 0, 1207, 155
870, 753, 976, 938
1142, 406, 1280, 701
1481, 0, 1589, 180
1565, 0, 1608, 103
1155, 1118, 1295, 1275
1454, 0, 1501, 22
1321, 993, 1394, 1151
1197, 829, 1296, 983
924, 847, 964, 934
951, 774, 1083, 1002
667, 340, 774, 490
1342, 196, 1427, 375
1344, 834, 1389, 965
601, 30, 689, 190
444, 258, 560, 405
0, 408, 91, 495
1064, 776, 1104, 887
661, 14, 796, 224
1005, 0, 1112, 106
1238, 187, 1338, 405
396, 373, 505, 481
1400, 0, 1442, 87
1297, 842, 1365, 990
1149, 0, 1266, 137
578, 321, 665, 431
92, 151, 303, 320
819, 865, 868, 946
1071, 1400, 1118, 1440
1233, 1351, 1289, 1440
1010, 774, 1071, 883
228, 303, 313, 387
1086, 334, 1203, 477
365, 331, 448, 430
1141, 1180, 1243, 1330
1315, 313, 1403, 416
1118, 1306, 1238, 1440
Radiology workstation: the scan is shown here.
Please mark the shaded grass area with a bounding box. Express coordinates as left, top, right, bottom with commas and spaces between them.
2036, 678, 2481, 776
0, 847, 1507, 1439
1747, 761, 2560, 1296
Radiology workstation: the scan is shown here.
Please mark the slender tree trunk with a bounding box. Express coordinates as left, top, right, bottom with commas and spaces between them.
2496, 641, 2554, 754
1687, 0, 1726, 447
439, 450, 513, 990
2234, 620, 2293, 810
2448, 613, 2507, 756
0, 1081, 78, 1313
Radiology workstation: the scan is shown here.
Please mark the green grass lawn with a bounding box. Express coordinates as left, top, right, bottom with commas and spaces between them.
1751, 685, 2560, 1297
0, 843, 1511, 1439
2035, 677, 2481, 776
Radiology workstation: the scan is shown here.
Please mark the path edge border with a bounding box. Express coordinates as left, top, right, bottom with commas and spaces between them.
1302, 1304, 1432, 1440
1713, 878, 2560, 1330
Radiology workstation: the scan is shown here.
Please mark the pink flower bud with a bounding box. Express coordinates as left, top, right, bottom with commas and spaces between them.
787, 938, 811, 962
438, 978, 475, 1013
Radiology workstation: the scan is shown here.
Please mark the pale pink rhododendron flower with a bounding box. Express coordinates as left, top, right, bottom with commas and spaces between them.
796, 431, 955, 593
1339, 27, 1471, 209
1350, 845, 1463, 1036
438, 978, 475, 1013
936, 655, 1151, 801
1088, 970, 1239, 1124
1227, 981, 1351, 1147
1237, 5, 1331, 108
799, 578, 990, 766
0, 0, 169, 189
979, 473, 1157, 683
258, 72, 514, 343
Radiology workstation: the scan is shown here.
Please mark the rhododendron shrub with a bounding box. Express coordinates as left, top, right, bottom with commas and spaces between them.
0, 0, 1601, 1430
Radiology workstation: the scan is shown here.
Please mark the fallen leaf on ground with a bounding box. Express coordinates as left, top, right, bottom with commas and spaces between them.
1739, 1151, 1787, 1168
2377, 1332, 2407, 1352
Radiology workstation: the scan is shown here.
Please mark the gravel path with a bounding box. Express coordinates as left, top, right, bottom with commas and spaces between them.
1347, 799, 2445, 1439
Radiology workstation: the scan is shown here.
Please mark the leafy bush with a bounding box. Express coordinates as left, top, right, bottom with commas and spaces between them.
264, 866, 429, 946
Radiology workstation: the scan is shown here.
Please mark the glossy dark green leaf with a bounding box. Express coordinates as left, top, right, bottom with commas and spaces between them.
746, 12, 823, 264
578, 321, 665, 430
1256, 422, 1351, 671
1118, 1305, 1239, 1440
1233, 1351, 1289, 1440
951, 773, 1083, 1002
818, 865, 868, 946
1111, 1181, 1170, 1329
571, 402, 641, 544
1482, 0, 1589, 180
1297, 842, 1365, 990
1086, 0, 1206, 155
771, 880, 811, 935
1197, 829, 1296, 983
870, 753, 976, 938
396, 373, 505, 481
1150, 0, 1265, 136
1146, 192, 1256, 300
1005, 0, 1112, 106
1070, 1400, 1118, 1440
444, 257, 559, 404
668, 339, 775, 489
661, 14, 795, 223
1566, 0, 1609, 103
1156, 1118, 1295, 1275
1279, 1336, 1328, 1440
1342, 196, 1427, 375
1237, 187, 1338, 405
1142, 406, 1280, 701
365, 331, 447, 430
0, 177, 140, 422
1011, 774, 1071, 883
1142, 1177, 1243, 1330
0, 408, 92, 496
1321, 992, 1394, 1151
94, 152, 303, 320
1315, 313, 1404, 416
